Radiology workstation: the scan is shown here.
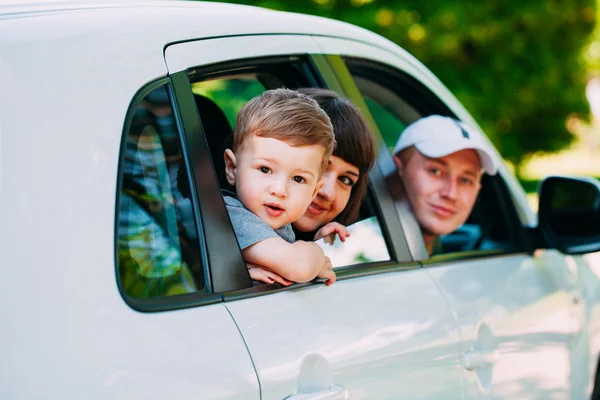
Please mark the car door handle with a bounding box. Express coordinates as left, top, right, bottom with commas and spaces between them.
283, 384, 348, 400
463, 349, 498, 370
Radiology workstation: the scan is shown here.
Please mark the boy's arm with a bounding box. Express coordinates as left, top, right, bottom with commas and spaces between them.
243, 237, 325, 283
247, 263, 293, 286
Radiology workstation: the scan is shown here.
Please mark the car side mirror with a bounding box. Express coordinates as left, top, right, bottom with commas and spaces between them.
538, 176, 600, 254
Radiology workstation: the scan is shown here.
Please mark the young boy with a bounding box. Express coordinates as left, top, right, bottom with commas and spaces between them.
223, 88, 337, 286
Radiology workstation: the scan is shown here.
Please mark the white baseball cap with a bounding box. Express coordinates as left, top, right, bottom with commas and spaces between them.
393, 115, 498, 175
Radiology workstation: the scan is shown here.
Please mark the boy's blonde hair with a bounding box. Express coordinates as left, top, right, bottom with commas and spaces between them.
233, 88, 335, 173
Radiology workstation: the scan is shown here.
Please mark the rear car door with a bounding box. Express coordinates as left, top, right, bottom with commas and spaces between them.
0, 9, 260, 399
165, 35, 467, 399
114, 80, 261, 400
315, 35, 588, 399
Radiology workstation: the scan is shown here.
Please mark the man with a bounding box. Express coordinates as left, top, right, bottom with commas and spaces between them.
392, 115, 498, 255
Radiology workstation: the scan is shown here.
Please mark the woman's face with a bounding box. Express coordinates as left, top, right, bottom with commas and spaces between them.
293, 155, 360, 233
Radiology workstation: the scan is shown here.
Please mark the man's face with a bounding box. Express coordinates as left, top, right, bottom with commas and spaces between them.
394, 148, 483, 237
225, 136, 325, 230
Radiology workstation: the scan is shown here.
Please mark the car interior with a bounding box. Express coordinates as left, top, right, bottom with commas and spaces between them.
348, 60, 524, 256
181, 58, 524, 264
185, 68, 388, 267
190, 72, 380, 202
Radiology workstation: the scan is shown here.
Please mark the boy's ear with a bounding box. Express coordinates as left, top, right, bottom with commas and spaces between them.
393, 155, 404, 177
312, 177, 326, 199
223, 149, 237, 186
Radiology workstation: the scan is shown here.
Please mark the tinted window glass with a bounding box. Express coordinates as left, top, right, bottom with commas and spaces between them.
363, 97, 407, 152
118, 85, 204, 299
352, 75, 419, 153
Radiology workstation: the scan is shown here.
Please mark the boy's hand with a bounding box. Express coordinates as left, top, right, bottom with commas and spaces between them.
317, 256, 336, 286
313, 222, 350, 245
247, 264, 293, 286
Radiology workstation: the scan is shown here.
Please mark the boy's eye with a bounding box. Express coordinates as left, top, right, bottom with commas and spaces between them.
339, 176, 355, 187
259, 166, 271, 174
292, 176, 306, 184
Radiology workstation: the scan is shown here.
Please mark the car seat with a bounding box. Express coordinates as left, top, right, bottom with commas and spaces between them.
177, 94, 235, 197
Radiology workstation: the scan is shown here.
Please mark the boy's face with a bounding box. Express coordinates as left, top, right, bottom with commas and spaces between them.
394, 148, 483, 237
224, 136, 325, 230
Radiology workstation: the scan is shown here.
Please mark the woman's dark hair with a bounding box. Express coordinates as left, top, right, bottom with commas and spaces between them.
298, 88, 376, 226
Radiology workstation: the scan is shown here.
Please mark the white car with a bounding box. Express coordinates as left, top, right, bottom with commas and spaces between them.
1, 1, 600, 399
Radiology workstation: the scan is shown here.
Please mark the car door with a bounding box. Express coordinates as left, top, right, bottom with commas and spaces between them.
165, 35, 467, 399
114, 80, 261, 400
316, 36, 587, 399
0, 9, 260, 398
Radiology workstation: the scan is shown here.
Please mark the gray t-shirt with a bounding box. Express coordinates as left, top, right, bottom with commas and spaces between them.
224, 196, 295, 249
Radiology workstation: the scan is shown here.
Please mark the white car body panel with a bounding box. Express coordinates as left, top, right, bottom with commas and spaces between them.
0, 2, 598, 399
314, 34, 600, 396
0, 6, 260, 399
581, 252, 600, 395
225, 269, 465, 400
427, 252, 582, 399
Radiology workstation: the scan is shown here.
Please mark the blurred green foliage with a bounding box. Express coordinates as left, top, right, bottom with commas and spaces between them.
119, 248, 197, 298
209, 0, 596, 173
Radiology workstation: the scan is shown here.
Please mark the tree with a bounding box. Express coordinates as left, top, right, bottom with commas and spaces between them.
209, 0, 596, 174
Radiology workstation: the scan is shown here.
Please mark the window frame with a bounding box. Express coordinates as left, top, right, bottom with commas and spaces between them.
312, 54, 418, 264
117, 53, 532, 310
170, 70, 255, 294
342, 56, 530, 262
116, 54, 435, 309
115, 78, 223, 312
178, 55, 420, 302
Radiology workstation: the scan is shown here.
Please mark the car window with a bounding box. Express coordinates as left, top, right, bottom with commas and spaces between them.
345, 58, 524, 256
188, 59, 393, 273
352, 75, 417, 152
117, 84, 205, 299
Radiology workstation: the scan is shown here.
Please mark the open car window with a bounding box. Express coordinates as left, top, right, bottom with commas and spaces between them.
187, 57, 397, 274
344, 57, 526, 258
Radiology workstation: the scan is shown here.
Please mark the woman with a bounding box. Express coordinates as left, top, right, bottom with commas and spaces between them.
293, 88, 376, 241
250, 88, 376, 285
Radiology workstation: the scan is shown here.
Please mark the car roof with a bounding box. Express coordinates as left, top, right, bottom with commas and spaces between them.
0, 0, 397, 53
0, 0, 245, 16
